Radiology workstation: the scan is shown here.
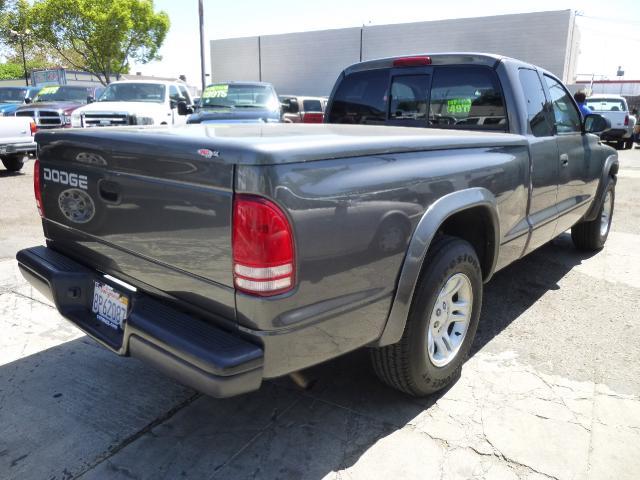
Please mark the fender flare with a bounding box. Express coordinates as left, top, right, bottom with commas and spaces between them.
583, 154, 619, 222
375, 187, 500, 347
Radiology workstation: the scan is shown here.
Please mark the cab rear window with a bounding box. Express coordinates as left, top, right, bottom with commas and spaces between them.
327, 69, 389, 125
328, 65, 507, 131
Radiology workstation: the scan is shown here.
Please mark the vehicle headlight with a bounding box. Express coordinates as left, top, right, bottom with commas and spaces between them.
71, 113, 82, 128
135, 116, 154, 125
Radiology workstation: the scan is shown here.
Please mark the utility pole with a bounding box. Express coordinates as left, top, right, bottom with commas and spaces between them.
199, 0, 206, 92
10, 29, 30, 86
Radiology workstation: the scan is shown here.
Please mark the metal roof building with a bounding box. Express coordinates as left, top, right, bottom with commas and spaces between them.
210, 10, 580, 97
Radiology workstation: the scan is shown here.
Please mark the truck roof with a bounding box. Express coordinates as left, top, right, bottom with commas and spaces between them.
343, 52, 506, 75
35, 123, 527, 165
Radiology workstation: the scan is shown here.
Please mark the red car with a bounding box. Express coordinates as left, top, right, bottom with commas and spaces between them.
279, 95, 327, 123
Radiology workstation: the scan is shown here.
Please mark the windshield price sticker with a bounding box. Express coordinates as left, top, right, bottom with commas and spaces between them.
202, 85, 229, 99
447, 98, 471, 114
38, 86, 60, 96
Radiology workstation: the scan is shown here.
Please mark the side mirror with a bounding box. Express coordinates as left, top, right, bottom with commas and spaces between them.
584, 114, 611, 135
24, 97, 32, 104
177, 100, 189, 116
87, 96, 94, 104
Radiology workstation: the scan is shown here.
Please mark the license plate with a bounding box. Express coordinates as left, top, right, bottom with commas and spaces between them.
91, 281, 129, 329
0, 147, 6, 155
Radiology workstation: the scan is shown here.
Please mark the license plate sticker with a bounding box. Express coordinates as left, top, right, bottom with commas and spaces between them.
91, 281, 129, 330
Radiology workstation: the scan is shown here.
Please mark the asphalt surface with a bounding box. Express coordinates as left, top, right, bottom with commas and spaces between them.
1, 148, 640, 480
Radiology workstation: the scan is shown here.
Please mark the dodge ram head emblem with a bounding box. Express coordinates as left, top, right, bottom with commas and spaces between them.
197, 149, 219, 158
58, 188, 96, 224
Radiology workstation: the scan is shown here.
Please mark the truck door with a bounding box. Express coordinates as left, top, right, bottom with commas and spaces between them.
518, 69, 559, 254
542, 75, 591, 236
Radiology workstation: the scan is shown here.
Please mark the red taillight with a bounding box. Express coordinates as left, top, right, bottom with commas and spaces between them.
232, 195, 295, 296
34, 159, 44, 217
624, 115, 629, 126
30, 121, 37, 136
302, 112, 324, 123
393, 55, 432, 67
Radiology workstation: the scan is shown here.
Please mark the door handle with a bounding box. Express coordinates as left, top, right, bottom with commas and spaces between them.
560, 154, 569, 167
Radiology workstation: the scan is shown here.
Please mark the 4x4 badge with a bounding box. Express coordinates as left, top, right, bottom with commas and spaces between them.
197, 149, 219, 158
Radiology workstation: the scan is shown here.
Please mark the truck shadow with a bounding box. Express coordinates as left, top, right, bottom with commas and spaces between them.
0, 169, 24, 178
1, 232, 599, 479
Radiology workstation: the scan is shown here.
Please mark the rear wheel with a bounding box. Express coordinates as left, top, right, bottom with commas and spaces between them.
370, 235, 482, 396
624, 138, 634, 150
571, 180, 615, 251
1, 154, 25, 172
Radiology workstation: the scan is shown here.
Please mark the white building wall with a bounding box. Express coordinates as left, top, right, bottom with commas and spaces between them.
210, 36, 260, 83
210, 10, 578, 96
259, 27, 361, 96
362, 10, 573, 78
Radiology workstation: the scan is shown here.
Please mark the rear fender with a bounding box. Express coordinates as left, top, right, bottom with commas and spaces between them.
375, 187, 499, 347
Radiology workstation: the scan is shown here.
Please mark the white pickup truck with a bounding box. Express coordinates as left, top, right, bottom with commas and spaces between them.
71, 80, 194, 128
585, 94, 636, 149
0, 116, 36, 171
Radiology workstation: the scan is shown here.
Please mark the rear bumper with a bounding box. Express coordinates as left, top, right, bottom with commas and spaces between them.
601, 129, 631, 141
0, 141, 36, 155
16, 246, 264, 398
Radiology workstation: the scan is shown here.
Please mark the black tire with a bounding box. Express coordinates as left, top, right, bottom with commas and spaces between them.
1, 154, 25, 172
624, 138, 634, 150
370, 235, 483, 396
571, 179, 615, 251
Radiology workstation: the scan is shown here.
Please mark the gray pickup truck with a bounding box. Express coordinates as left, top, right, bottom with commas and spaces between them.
17, 53, 617, 399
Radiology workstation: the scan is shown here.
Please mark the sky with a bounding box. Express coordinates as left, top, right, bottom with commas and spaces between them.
131, 0, 640, 86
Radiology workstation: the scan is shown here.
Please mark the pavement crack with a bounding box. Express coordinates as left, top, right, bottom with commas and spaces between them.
71, 391, 201, 479
8, 289, 55, 309
211, 394, 304, 477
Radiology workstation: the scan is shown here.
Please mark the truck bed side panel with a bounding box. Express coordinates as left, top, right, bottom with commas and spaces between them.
236, 146, 529, 377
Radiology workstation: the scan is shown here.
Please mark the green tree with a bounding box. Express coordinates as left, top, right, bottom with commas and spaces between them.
30, 0, 170, 85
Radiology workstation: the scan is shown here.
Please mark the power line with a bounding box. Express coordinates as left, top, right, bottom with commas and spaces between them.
575, 13, 640, 25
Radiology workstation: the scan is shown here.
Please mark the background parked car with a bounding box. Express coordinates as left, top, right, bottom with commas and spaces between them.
279, 95, 327, 123
585, 94, 636, 149
0, 86, 41, 117
71, 80, 194, 127
14, 85, 104, 129
187, 82, 281, 124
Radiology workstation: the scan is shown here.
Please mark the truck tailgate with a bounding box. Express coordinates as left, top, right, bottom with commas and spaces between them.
36, 129, 235, 319
0, 117, 33, 144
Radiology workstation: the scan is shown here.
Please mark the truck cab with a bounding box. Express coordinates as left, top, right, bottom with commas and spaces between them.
71, 80, 195, 128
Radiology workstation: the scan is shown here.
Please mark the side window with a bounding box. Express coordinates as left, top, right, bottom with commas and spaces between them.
429, 66, 507, 131
389, 75, 429, 122
518, 69, 553, 137
543, 75, 581, 134
328, 68, 389, 125
302, 99, 322, 112
169, 85, 182, 103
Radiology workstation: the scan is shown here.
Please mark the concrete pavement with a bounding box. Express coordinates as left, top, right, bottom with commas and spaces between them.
1, 149, 640, 480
